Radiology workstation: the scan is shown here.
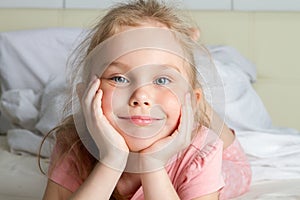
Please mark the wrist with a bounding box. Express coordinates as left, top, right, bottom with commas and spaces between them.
138, 152, 166, 172
100, 149, 129, 172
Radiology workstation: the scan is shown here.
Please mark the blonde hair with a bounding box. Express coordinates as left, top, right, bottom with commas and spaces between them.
40, 0, 210, 197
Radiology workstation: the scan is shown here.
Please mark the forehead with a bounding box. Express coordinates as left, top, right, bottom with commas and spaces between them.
107, 49, 188, 74
86, 27, 192, 79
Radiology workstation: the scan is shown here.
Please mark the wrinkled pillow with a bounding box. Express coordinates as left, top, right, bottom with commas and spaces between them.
35, 76, 67, 135
0, 28, 83, 93
0, 28, 84, 133
207, 46, 272, 131
0, 89, 40, 130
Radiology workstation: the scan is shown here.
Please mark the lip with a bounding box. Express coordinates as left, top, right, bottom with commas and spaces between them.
118, 115, 163, 126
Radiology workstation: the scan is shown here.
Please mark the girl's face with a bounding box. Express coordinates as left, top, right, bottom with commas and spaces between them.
100, 50, 192, 152
91, 25, 195, 152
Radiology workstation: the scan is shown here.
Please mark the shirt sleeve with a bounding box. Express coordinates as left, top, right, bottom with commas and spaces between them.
177, 139, 225, 200
48, 145, 83, 192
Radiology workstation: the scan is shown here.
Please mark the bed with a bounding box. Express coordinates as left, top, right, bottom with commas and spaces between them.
0, 9, 300, 200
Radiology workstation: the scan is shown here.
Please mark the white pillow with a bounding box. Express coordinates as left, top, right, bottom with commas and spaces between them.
0, 28, 84, 133
207, 46, 273, 131
35, 76, 67, 135
0, 89, 40, 130
0, 28, 83, 93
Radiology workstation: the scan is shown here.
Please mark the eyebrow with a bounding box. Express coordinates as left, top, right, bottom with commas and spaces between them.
110, 61, 182, 72
108, 61, 130, 70
101, 61, 129, 75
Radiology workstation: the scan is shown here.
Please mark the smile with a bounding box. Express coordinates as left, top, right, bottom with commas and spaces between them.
118, 116, 163, 126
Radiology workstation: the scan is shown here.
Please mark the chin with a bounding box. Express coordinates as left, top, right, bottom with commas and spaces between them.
128, 143, 150, 153
125, 138, 154, 153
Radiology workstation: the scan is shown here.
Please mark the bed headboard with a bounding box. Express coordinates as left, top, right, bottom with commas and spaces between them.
0, 9, 299, 131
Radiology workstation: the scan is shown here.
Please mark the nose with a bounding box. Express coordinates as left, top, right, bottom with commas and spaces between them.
129, 87, 152, 107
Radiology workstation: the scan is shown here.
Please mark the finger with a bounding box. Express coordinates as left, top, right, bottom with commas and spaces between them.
93, 81, 104, 118
185, 92, 194, 130
143, 132, 176, 154
82, 78, 100, 106
185, 93, 194, 141
178, 93, 190, 133
178, 93, 193, 143
81, 78, 100, 121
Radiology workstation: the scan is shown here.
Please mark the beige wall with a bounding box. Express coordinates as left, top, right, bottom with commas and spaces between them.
0, 9, 299, 130
189, 11, 300, 130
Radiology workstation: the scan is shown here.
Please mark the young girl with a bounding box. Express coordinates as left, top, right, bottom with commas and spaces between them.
42, 0, 251, 199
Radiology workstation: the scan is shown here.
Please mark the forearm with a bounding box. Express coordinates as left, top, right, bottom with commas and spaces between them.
70, 162, 122, 200
141, 168, 180, 200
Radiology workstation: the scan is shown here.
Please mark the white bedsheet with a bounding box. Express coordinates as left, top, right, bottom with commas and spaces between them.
235, 179, 300, 200
0, 135, 47, 200
237, 128, 300, 182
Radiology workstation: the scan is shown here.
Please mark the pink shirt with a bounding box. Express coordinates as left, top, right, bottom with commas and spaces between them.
50, 126, 225, 199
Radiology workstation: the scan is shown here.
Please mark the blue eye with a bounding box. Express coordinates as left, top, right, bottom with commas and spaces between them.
154, 77, 171, 85
110, 76, 129, 84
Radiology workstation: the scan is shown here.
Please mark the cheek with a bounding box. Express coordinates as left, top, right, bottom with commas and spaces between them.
100, 88, 114, 117
159, 92, 181, 122
101, 87, 130, 124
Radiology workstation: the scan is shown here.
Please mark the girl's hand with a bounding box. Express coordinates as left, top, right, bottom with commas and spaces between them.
77, 77, 129, 171
139, 93, 194, 171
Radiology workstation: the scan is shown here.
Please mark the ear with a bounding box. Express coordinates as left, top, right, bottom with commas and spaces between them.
76, 82, 85, 101
193, 88, 202, 104
189, 27, 200, 41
